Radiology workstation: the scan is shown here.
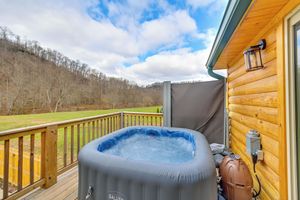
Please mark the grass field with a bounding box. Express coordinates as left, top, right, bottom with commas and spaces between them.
0, 106, 161, 131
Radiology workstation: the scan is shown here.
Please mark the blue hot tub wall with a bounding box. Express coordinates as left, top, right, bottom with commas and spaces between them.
97, 127, 196, 152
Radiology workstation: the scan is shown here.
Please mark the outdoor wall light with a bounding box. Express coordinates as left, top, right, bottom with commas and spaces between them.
243, 39, 266, 71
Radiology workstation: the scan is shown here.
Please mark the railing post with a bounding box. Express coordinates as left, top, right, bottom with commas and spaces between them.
120, 112, 124, 128
163, 81, 171, 127
41, 125, 58, 188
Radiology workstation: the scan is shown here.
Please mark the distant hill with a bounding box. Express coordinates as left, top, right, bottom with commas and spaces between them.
0, 26, 162, 115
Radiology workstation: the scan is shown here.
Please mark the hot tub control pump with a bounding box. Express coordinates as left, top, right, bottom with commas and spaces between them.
246, 130, 263, 161
246, 129, 263, 199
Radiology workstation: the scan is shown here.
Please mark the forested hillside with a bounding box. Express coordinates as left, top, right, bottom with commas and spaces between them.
0, 27, 162, 115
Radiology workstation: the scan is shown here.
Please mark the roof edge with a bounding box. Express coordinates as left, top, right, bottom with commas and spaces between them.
206, 0, 252, 70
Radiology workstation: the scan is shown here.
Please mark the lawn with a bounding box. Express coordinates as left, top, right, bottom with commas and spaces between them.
0, 106, 161, 131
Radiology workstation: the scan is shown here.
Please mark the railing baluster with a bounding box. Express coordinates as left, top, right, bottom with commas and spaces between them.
77, 124, 80, 155
112, 116, 114, 131
116, 115, 119, 130
100, 119, 103, 136
123, 115, 126, 128
96, 120, 100, 138
3, 139, 10, 199
113, 116, 115, 130
71, 125, 74, 163
108, 117, 110, 133
107, 117, 110, 133
126, 115, 129, 127
103, 118, 106, 135
64, 127, 67, 167
117, 115, 119, 129
105, 118, 108, 133
120, 113, 124, 129
113, 116, 115, 131
102, 118, 105, 135
30, 134, 35, 184
116, 116, 118, 130
118, 115, 120, 129
131, 115, 135, 126
18, 136, 24, 191
122, 115, 125, 128
110, 117, 113, 132
87, 122, 91, 142
106, 118, 109, 134
108, 118, 110, 134
82, 123, 86, 145
92, 121, 95, 140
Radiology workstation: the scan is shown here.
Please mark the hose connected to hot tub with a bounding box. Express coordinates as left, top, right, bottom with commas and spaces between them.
85, 186, 93, 200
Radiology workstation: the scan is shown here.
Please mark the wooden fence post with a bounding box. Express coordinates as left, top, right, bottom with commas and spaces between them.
41, 125, 58, 188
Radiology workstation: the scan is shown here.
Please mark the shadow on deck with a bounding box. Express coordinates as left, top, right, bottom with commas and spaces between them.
20, 167, 78, 200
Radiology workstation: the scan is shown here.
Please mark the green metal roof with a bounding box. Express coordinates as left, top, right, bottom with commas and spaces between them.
206, 0, 252, 74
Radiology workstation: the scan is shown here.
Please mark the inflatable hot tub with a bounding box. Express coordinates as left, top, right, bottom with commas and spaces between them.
78, 126, 217, 200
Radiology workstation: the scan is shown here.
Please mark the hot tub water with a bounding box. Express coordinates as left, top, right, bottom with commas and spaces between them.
102, 134, 194, 164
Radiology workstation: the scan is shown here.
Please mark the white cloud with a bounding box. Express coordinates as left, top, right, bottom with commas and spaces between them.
138, 10, 197, 52
0, 0, 226, 85
186, 0, 228, 10
115, 28, 220, 85
186, 0, 215, 8
116, 48, 213, 85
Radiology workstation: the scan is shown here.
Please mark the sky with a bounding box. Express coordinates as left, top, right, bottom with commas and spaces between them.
0, 0, 228, 85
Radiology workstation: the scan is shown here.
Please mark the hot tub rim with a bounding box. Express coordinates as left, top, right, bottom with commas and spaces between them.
78, 126, 216, 185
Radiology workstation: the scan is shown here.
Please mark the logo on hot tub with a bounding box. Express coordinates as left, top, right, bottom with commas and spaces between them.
107, 191, 126, 200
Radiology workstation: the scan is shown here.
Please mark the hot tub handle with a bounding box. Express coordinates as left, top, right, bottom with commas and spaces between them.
85, 186, 93, 200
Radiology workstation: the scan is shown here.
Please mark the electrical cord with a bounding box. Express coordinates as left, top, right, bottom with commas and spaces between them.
251, 154, 261, 199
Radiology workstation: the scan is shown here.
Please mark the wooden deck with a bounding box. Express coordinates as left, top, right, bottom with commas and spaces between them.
20, 167, 78, 200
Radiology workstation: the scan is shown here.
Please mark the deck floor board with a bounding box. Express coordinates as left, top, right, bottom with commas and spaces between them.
20, 167, 78, 200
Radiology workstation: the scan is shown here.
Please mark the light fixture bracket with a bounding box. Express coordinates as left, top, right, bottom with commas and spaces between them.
250, 39, 266, 50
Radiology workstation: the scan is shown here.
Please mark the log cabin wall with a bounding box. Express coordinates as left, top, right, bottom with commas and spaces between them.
210, 1, 300, 199
227, 20, 286, 200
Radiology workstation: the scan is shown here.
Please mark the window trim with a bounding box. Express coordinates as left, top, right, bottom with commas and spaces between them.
285, 5, 300, 200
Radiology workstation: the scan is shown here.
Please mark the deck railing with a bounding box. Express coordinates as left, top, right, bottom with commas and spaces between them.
0, 111, 163, 199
